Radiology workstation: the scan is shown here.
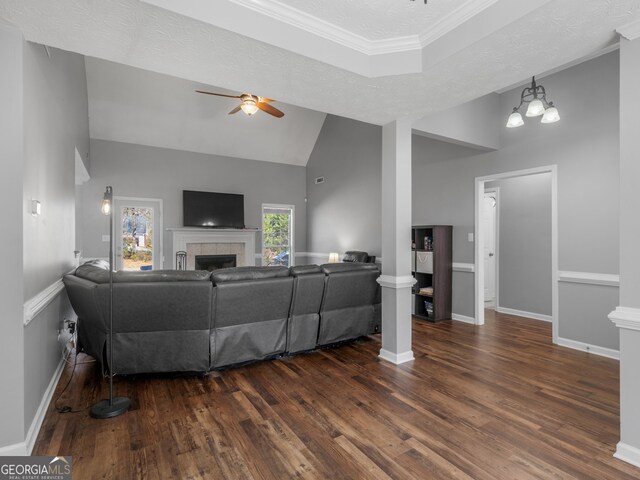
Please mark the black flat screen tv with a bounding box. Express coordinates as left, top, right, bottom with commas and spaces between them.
183, 190, 245, 229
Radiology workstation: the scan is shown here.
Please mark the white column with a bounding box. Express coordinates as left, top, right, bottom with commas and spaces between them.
609, 25, 640, 469
377, 119, 416, 364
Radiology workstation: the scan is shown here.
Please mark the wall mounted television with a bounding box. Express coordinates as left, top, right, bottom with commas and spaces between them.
183, 190, 245, 229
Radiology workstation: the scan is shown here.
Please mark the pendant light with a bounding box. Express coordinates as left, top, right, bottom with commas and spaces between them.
506, 76, 560, 128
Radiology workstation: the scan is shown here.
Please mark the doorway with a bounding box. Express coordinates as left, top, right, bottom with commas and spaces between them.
474, 165, 558, 343
262, 204, 295, 267
113, 197, 163, 271
483, 189, 498, 308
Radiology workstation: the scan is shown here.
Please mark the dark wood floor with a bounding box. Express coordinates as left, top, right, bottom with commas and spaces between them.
35, 311, 639, 479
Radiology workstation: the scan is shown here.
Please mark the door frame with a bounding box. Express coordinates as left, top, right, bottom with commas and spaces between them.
113, 196, 164, 271
474, 165, 558, 344
483, 187, 499, 309
261, 203, 295, 267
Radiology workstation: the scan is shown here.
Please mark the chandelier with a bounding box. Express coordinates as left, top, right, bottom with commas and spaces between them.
506, 76, 560, 128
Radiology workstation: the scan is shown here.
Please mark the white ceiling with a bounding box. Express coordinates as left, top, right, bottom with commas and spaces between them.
1, 0, 639, 157
86, 58, 326, 166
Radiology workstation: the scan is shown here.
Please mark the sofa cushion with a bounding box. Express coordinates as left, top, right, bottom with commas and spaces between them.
289, 264, 322, 276
321, 263, 380, 274
342, 251, 369, 263
211, 266, 289, 284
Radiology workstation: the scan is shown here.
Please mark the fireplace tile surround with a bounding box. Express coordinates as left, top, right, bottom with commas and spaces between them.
168, 227, 258, 269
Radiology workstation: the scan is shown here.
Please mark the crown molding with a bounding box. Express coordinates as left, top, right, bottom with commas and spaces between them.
141, 0, 498, 76
418, 0, 500, 46
617, 19, 640, 41
230, 0, 421, 55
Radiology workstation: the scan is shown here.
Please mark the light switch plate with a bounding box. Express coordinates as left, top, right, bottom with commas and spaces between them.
468, 233, 474, 242
102, 235, 110, 242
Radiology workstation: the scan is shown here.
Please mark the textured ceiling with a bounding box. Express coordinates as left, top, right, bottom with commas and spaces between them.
85, 58, 327, 166
0, 0, 638, 127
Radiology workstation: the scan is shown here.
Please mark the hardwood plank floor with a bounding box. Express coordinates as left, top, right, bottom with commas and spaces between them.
34, 311, 639, 479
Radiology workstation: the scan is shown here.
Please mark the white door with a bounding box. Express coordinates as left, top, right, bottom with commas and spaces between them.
113, 197, 163, 271
483, 192, 497, 304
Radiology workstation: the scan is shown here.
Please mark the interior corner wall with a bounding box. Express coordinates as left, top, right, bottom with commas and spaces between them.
306, 115, 382, 262
486, 174, 552, 317
0, 25, 26, 451
78, 140, 307, 267
412, 51, 620, 350
22, 42, 90, 441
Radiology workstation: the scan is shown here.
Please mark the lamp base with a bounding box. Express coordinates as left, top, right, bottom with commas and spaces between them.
90, 397, 130, 419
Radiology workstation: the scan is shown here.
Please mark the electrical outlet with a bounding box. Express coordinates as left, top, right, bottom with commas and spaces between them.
102, 235, 110, 242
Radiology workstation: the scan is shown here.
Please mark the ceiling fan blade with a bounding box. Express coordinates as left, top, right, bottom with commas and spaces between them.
196, 90, 241, 99
257, 102, 285, 118
228, 105, 242, 115
258, 97, 275, 103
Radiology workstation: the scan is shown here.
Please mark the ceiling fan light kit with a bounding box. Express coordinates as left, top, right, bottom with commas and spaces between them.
506, 76, 560, 128
240, 97, 259, 116
196, 90, 285, 118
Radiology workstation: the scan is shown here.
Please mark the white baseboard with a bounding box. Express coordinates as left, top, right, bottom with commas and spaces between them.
0, 441, 28, 456
24, 357, 65, 455
0, 357, 65, 456
496, 306, 552, 323
614, 442, 640, 468
451, 313, 476, 324
378, 349, 414, 364
556, 337, 620, 360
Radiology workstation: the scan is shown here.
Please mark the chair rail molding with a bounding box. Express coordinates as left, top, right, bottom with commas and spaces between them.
558, 271, 620, 287
453, 262, 475, 273
23, 279, 66, 326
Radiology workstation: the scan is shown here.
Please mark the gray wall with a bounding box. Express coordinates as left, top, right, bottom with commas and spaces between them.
413, 51, 620, 349
413, 93, 501, 151
23, 43, 89, 300
306, 115, 382, 262
486, 174, 552, 316
0, 33, 88, 451
22, 42, 90, 440
0, 25, 26, 450
78, 140, 308, 267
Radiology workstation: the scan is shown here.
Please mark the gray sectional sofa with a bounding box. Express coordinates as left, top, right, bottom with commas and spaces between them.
63, 260, 381, 375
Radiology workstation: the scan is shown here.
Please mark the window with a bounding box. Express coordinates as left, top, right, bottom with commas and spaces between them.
262, 204, 294, 267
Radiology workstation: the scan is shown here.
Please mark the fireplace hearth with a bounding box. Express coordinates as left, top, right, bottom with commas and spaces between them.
195, 254, 237, 271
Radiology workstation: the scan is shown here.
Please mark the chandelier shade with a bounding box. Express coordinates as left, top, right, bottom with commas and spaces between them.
506, 111, 524, 128
541, 106, 560, 124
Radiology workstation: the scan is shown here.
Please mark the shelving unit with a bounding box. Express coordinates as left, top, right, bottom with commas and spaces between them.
411, 225, 452, 322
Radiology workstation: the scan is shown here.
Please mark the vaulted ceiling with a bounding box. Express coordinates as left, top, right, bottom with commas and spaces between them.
1, 0, 638, 164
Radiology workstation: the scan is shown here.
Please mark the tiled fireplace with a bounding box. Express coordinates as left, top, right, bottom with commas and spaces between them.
168, 228, 258, 269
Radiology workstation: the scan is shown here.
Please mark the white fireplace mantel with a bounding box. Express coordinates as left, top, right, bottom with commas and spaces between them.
167, 227, 259, 268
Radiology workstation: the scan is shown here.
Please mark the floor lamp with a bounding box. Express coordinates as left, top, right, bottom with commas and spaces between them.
90, 186, 131, 419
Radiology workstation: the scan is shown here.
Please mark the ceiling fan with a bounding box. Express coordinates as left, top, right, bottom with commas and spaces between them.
196, 90, 285, 118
